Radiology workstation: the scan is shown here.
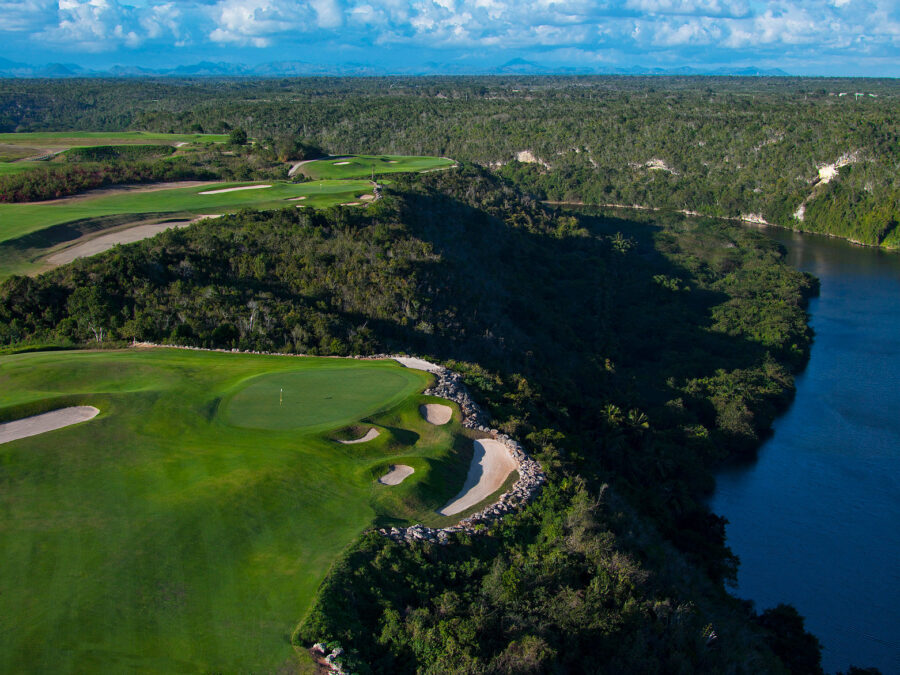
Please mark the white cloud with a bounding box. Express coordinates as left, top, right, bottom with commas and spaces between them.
38, 0, 143, 51
0, 1, 57, 32
0, 0, 896, 72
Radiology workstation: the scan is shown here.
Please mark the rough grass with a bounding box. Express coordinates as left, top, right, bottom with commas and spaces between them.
298, 154, 456, 180
0, 348, 481, 674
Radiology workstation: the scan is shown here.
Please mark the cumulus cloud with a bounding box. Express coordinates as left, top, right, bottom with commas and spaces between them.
37, 0, 142, 51
0, 0, 897, 72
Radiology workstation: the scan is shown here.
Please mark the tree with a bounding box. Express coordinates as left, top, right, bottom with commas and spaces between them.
66, 286, 111, 343
228, 127, 248, 146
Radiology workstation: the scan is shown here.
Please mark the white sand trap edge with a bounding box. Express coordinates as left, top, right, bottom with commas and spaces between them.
288, 195, 308, 201
198, 184, 272, 195
338, 428, 380, 444
379, 464, 415, 486
0, 406, 100, 445
333, 161, 351, 165
420, 404, 452, 425
439, 439, 517, 516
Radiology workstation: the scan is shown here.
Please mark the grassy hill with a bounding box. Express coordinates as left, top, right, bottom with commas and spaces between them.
0, 347, 475, 673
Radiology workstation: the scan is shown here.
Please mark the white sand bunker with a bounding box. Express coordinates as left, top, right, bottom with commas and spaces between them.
0, 406, 99, 445
333, 161, 351, 165
360, 194, 375, 201
378, 464, 415, 486
198, 184, 272, 195
439, 439, 517, 516
338, 428, 380, 444
394, 356, 442, 373
288, 195, 307, 201
420, 404, 452, 425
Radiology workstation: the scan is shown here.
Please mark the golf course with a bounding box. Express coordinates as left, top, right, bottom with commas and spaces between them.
0, 179, 377, 279
0, 347, 480, 673
293, 154, 456, 180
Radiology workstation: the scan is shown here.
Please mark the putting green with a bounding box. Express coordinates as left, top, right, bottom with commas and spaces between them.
224, 367, 422, 431
0, 348, 474, 673
298, 154, 456, 180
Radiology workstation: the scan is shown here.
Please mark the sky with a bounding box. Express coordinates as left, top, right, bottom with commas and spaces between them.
0, 0, 898, 76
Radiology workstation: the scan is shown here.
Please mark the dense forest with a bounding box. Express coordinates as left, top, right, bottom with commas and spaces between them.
1, 76, 898, 247
0, 166, 839, 672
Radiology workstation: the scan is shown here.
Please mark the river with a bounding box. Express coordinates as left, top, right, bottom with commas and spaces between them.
710, 227, 900, 674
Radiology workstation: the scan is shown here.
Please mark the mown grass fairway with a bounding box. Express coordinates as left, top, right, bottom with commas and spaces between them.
298, 154, 455, 180
0, 179, 375, 245
0, 348, 473, 673
0, 131, 228, 148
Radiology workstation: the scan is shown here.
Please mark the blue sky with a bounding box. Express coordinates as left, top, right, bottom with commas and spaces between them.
1, 0, 898, 76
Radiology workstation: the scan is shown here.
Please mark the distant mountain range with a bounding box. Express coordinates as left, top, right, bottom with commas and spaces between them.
0, 56, 792, 79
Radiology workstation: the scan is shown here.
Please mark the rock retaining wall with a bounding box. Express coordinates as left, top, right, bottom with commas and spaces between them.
378, 359, 546, 546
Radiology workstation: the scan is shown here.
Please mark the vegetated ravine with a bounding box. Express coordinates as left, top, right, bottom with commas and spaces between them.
1, 167, 832, 673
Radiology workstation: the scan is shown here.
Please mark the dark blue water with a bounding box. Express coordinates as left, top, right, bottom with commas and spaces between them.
710, 228, 900, 675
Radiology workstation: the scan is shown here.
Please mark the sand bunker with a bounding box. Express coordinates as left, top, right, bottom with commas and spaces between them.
420, 404, 452, 425
333, 161, 351, 165
47, 215, 222, 266
288, 195, 308, 201
338, 428, 380, 444
0, 406, 99, 445
439, 439, 517, 516
360, 194, 375, 201
198, 184, 272, 195
394, 357, 442, 373
378, 464, 415, 485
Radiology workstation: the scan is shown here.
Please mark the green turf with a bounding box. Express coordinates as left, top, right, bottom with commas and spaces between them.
0, 179, 375, 245
0, 161, 40, 175
0, 131, 228, 148
0, 348, 478, 673
225, 367, 418, 431
299, 154, 456, 180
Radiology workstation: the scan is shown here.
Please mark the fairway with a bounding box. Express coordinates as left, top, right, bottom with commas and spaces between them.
0, 179, 375, 245
0, 348, 476, 673
298, 154, 456, 180
0, 131, 228, 148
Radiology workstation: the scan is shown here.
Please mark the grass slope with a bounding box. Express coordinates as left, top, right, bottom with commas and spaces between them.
299, 154, 455, 180
0, 179, 374, 246
0, 348, 476, 673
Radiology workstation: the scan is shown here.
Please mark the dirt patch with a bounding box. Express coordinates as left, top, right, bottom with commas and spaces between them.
198, 184, 272, 195
378, 464, 414, 485
338, 428, 380, 444
0, 406, 100, 445
420, 404, 452, 425
438, 439, 517, 516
